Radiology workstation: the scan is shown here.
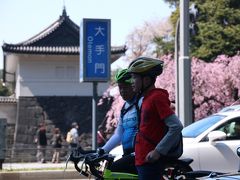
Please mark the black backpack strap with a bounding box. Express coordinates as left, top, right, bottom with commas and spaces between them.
120, 96, 142, 131
120, 102, 135, 119
120, 97, 141, 119
120, 102, 126, 119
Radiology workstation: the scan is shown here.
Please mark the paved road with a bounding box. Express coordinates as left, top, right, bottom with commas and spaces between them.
0, 162, 94, 179
2, 161, 74, 171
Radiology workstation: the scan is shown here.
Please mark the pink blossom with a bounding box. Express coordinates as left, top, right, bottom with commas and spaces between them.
99, 55, 240, 132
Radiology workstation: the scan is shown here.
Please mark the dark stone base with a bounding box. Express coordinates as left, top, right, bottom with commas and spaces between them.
10, 96, 111, 162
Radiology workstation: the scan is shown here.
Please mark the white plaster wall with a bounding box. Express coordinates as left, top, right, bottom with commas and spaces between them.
16, 54, 109, 97
19, 81, 108, 96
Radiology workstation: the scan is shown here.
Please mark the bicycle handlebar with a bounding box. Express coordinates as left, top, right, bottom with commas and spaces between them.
67, 147, 115, 179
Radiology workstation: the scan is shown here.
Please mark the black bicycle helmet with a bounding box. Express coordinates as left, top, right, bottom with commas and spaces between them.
114, 69, 132, 84
128, 56, 164, 77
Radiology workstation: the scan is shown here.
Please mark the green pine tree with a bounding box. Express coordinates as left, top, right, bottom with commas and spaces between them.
0, 70, 11, 96
160, 0, 240, 61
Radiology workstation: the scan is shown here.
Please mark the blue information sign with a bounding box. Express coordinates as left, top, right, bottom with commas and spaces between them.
80, 19, 111, 82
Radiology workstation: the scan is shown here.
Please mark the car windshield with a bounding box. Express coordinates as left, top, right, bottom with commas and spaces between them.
182, 114, 226, 138
219, 105, 240, 112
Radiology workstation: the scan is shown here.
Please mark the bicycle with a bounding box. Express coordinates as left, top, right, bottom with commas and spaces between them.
66, 146, 193, 180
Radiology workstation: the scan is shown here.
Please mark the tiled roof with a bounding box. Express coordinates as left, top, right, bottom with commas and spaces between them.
2, 8, 126, 55
0, 96, 17, 104
2, 45, 126, 55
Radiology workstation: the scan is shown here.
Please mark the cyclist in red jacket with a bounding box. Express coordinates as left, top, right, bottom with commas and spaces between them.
128, 57, 183, 180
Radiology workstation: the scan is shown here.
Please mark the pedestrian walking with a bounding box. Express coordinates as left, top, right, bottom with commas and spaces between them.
51, 128, 62, 163
66, 122, 79, 149
35, 123, 47, 163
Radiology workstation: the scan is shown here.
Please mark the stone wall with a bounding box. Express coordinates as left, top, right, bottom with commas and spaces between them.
11, 96, 111, 162
0, 98, 17, 155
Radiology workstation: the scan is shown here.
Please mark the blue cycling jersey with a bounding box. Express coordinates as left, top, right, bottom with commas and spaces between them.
119, 102, 139, 151
102, 97, 143, 154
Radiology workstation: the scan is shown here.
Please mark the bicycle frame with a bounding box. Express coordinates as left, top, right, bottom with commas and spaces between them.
103, 169, 138, 179
66, 147, 193, 180
66, 147, 138, 179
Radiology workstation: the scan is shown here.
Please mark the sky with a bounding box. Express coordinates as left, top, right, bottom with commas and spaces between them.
0, 0, 174, 70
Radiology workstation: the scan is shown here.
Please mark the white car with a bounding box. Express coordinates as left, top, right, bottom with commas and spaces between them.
181, 110, 240, 173
109, 106, 240, 173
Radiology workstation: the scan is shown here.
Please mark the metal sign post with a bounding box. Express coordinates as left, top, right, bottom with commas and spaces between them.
178, 0, 192, 126
80, 19, 111, 150
92, 82, 97, 150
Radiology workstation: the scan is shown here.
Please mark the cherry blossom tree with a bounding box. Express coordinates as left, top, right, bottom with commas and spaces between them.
99, 54, 240, 133
125, 18, 173, 60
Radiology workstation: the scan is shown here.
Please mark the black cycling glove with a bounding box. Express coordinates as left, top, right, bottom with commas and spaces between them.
97, 148, 105, 156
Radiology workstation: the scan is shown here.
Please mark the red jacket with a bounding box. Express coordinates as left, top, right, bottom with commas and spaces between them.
135, 88, 174, 166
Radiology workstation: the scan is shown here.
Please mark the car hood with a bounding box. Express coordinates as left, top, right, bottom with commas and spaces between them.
183, 137, 196, 144
201, 173, 240, 179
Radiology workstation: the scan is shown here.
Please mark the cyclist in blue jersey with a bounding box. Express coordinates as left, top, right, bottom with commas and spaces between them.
100, 68, 142, 174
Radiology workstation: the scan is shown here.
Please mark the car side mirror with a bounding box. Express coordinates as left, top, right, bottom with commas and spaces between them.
237, 147, 240, 158
208, 131, 226, 145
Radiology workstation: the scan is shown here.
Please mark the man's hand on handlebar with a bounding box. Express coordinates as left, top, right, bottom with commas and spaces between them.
97, 148, 105, 156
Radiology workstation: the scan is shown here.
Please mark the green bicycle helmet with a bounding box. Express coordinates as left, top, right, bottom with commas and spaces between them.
128, 56, 164, 77
115, 69, 132, 84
